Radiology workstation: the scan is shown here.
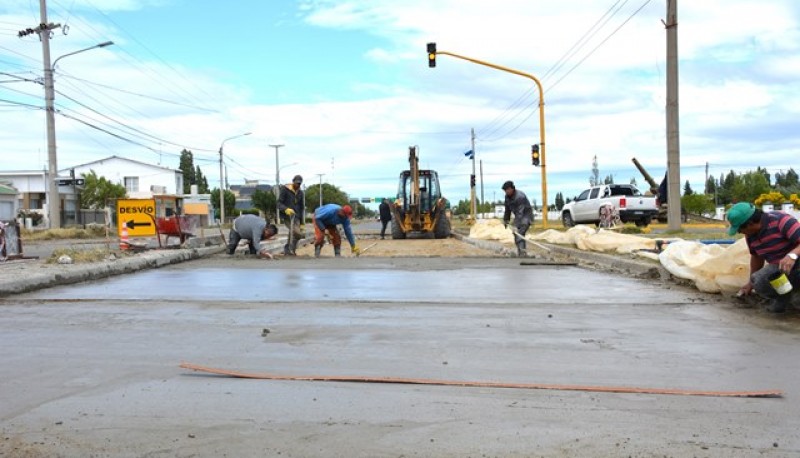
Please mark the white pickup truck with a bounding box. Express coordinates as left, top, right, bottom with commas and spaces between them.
561, 184, 659, 227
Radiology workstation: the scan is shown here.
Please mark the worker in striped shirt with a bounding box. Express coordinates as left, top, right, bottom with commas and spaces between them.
727, 202, 800, 313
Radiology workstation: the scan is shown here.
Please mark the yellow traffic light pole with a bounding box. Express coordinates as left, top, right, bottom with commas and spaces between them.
431, 48, 549, 228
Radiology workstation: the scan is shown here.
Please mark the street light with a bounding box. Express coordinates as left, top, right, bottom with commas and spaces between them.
218, 132, 251, 224
44, 40, 114, 229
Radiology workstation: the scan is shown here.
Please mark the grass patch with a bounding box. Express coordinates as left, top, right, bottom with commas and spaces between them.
23, 225, 107, 241
47, 247, 113, 264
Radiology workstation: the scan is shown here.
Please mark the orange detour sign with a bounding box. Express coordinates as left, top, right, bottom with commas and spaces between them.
116, 198, 156, 237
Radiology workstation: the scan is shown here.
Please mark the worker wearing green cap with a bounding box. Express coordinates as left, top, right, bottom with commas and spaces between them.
727, 202, 800, 313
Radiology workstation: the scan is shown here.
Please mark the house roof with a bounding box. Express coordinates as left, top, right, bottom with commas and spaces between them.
0, 183, 17, 195
62, 155, 181, 173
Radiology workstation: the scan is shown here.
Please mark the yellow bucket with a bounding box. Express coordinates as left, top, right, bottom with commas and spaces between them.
768, 271, 793, 295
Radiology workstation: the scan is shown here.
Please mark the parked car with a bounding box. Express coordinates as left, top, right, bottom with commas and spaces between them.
561, 184, 659, 227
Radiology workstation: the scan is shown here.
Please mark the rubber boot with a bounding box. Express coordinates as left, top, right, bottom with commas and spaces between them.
334, 246, 341, 257
314, 245, 322, 258
766, 295, 790, 313
283, 244, 293, 256
516, 240, 527, 258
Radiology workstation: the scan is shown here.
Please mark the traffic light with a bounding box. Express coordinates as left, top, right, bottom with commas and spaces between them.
531, 144, 540, 167
427, 42, 436, 68
470, 174, 476, 188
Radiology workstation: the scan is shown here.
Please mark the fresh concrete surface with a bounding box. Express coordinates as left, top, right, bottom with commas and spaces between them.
1, 256, 799, 457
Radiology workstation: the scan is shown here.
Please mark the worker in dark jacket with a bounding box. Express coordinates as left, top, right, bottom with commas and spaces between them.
502, 180, 534, 257
277, 175, 305, 256
379, 199, 392, 239
227, 214, 278, 258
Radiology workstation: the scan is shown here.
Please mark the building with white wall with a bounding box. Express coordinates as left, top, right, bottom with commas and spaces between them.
64, 155, 184, 198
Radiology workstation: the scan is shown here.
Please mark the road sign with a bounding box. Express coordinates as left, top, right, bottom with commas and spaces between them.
57, 178, 85, 186
116, 198, 156, 237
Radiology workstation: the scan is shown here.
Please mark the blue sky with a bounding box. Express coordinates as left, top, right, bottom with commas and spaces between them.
1, 0, 799, 208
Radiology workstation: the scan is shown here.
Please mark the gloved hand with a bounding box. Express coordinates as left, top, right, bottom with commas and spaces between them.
299, 224, 305, 232
285, 208, 296, 217
351, 245, 360, 255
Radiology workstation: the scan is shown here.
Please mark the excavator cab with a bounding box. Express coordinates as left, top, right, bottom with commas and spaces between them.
391, 146, 450, 239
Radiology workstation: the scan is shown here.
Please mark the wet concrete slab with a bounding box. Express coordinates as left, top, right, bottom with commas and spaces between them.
2, 257, 800, 457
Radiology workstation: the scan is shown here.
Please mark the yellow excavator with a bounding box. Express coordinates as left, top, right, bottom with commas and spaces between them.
390, 146, 450, 239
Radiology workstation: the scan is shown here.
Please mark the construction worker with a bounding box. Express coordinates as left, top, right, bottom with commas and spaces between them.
502, 180, 534, 257
728, 202, 800, 313
379, 198, 392, 239
226, 214, 278, 258
277, 175, 305, 256
313, 203, 359, 257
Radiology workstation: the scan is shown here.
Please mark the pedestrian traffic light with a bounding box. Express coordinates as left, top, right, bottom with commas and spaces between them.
427, 42, 436, 68
470, 174, 476, 188
531, 144, 540, 167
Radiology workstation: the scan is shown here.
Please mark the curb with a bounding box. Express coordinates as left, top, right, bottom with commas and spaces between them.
0, 245, 224, 297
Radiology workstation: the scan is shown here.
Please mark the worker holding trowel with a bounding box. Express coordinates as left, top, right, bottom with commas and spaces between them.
502, 180, 534, 257
728, 202, 800, 313
313, 203, 359, 257
278, 174, 305, 256
226, 214, 279, 259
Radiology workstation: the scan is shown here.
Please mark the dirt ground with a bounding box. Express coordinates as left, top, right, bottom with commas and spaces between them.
293, 237, 498, 258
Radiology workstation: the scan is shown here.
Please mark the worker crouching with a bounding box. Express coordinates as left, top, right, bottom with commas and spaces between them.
226, 214, 279, 259
312, 204, 359, 257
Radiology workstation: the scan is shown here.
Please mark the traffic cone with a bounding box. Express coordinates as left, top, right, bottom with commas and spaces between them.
119, 223, 129, 250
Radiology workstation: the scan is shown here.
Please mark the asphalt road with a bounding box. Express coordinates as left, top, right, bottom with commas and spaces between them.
2, 254, 799, 457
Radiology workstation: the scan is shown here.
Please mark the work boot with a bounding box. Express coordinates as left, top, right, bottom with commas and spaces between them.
334, 246, 341, 257
314, 245, 322, 258
283, 245, 293, 256
765, 296, 790, 314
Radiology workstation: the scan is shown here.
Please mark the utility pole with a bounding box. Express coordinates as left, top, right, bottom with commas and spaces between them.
470, 128, 477, 222
316, 173, 325, 209
665, 0, 681, 230
479, 159, 484, 218
269, 144, 284, 222
704, 162, 709, 194
19, 1, 61, 228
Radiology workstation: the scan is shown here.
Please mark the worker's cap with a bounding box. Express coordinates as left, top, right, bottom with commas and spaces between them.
726, 202, 756, 236
292, 175, 303, 184
501, 180, 515, 190
341, 205, 353, 217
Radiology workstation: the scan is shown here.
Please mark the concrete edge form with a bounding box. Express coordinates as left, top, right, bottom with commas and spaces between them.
452, 231, 671, 280
0, 245, 224, 297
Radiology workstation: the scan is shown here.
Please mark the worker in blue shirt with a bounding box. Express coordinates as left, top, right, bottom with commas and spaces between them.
313, 204, 359, 257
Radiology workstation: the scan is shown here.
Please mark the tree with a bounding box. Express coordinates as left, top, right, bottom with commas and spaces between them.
630, 177, 638, 187
210, 188, 235, 221
603, 174, 614, 185
589, 155, 600, 186
178, 149, 196, 194
681, 193, 715, 215
731, 171, 771, 203
251, 188, 277, 221
683, 180, 694, 196
79, 170, 126, 209
554, 192, 565, 211
304, 183, 350, 214
194, 166, 210, 193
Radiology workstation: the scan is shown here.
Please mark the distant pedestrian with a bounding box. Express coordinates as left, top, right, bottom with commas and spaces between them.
278, 175, 305, 256
379, 199, 392, 239
313, 204, 359, 257
226, 214, 278, 258
502, 180, 534, 257
728, 202, 800, 313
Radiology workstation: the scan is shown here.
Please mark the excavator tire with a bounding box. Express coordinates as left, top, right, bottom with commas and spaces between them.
391, 219, 406, 239
434, 214, 451, 239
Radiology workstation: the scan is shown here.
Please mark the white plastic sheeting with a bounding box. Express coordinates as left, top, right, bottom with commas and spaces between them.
658, 239, 749, 293
468, 221, 748, 294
